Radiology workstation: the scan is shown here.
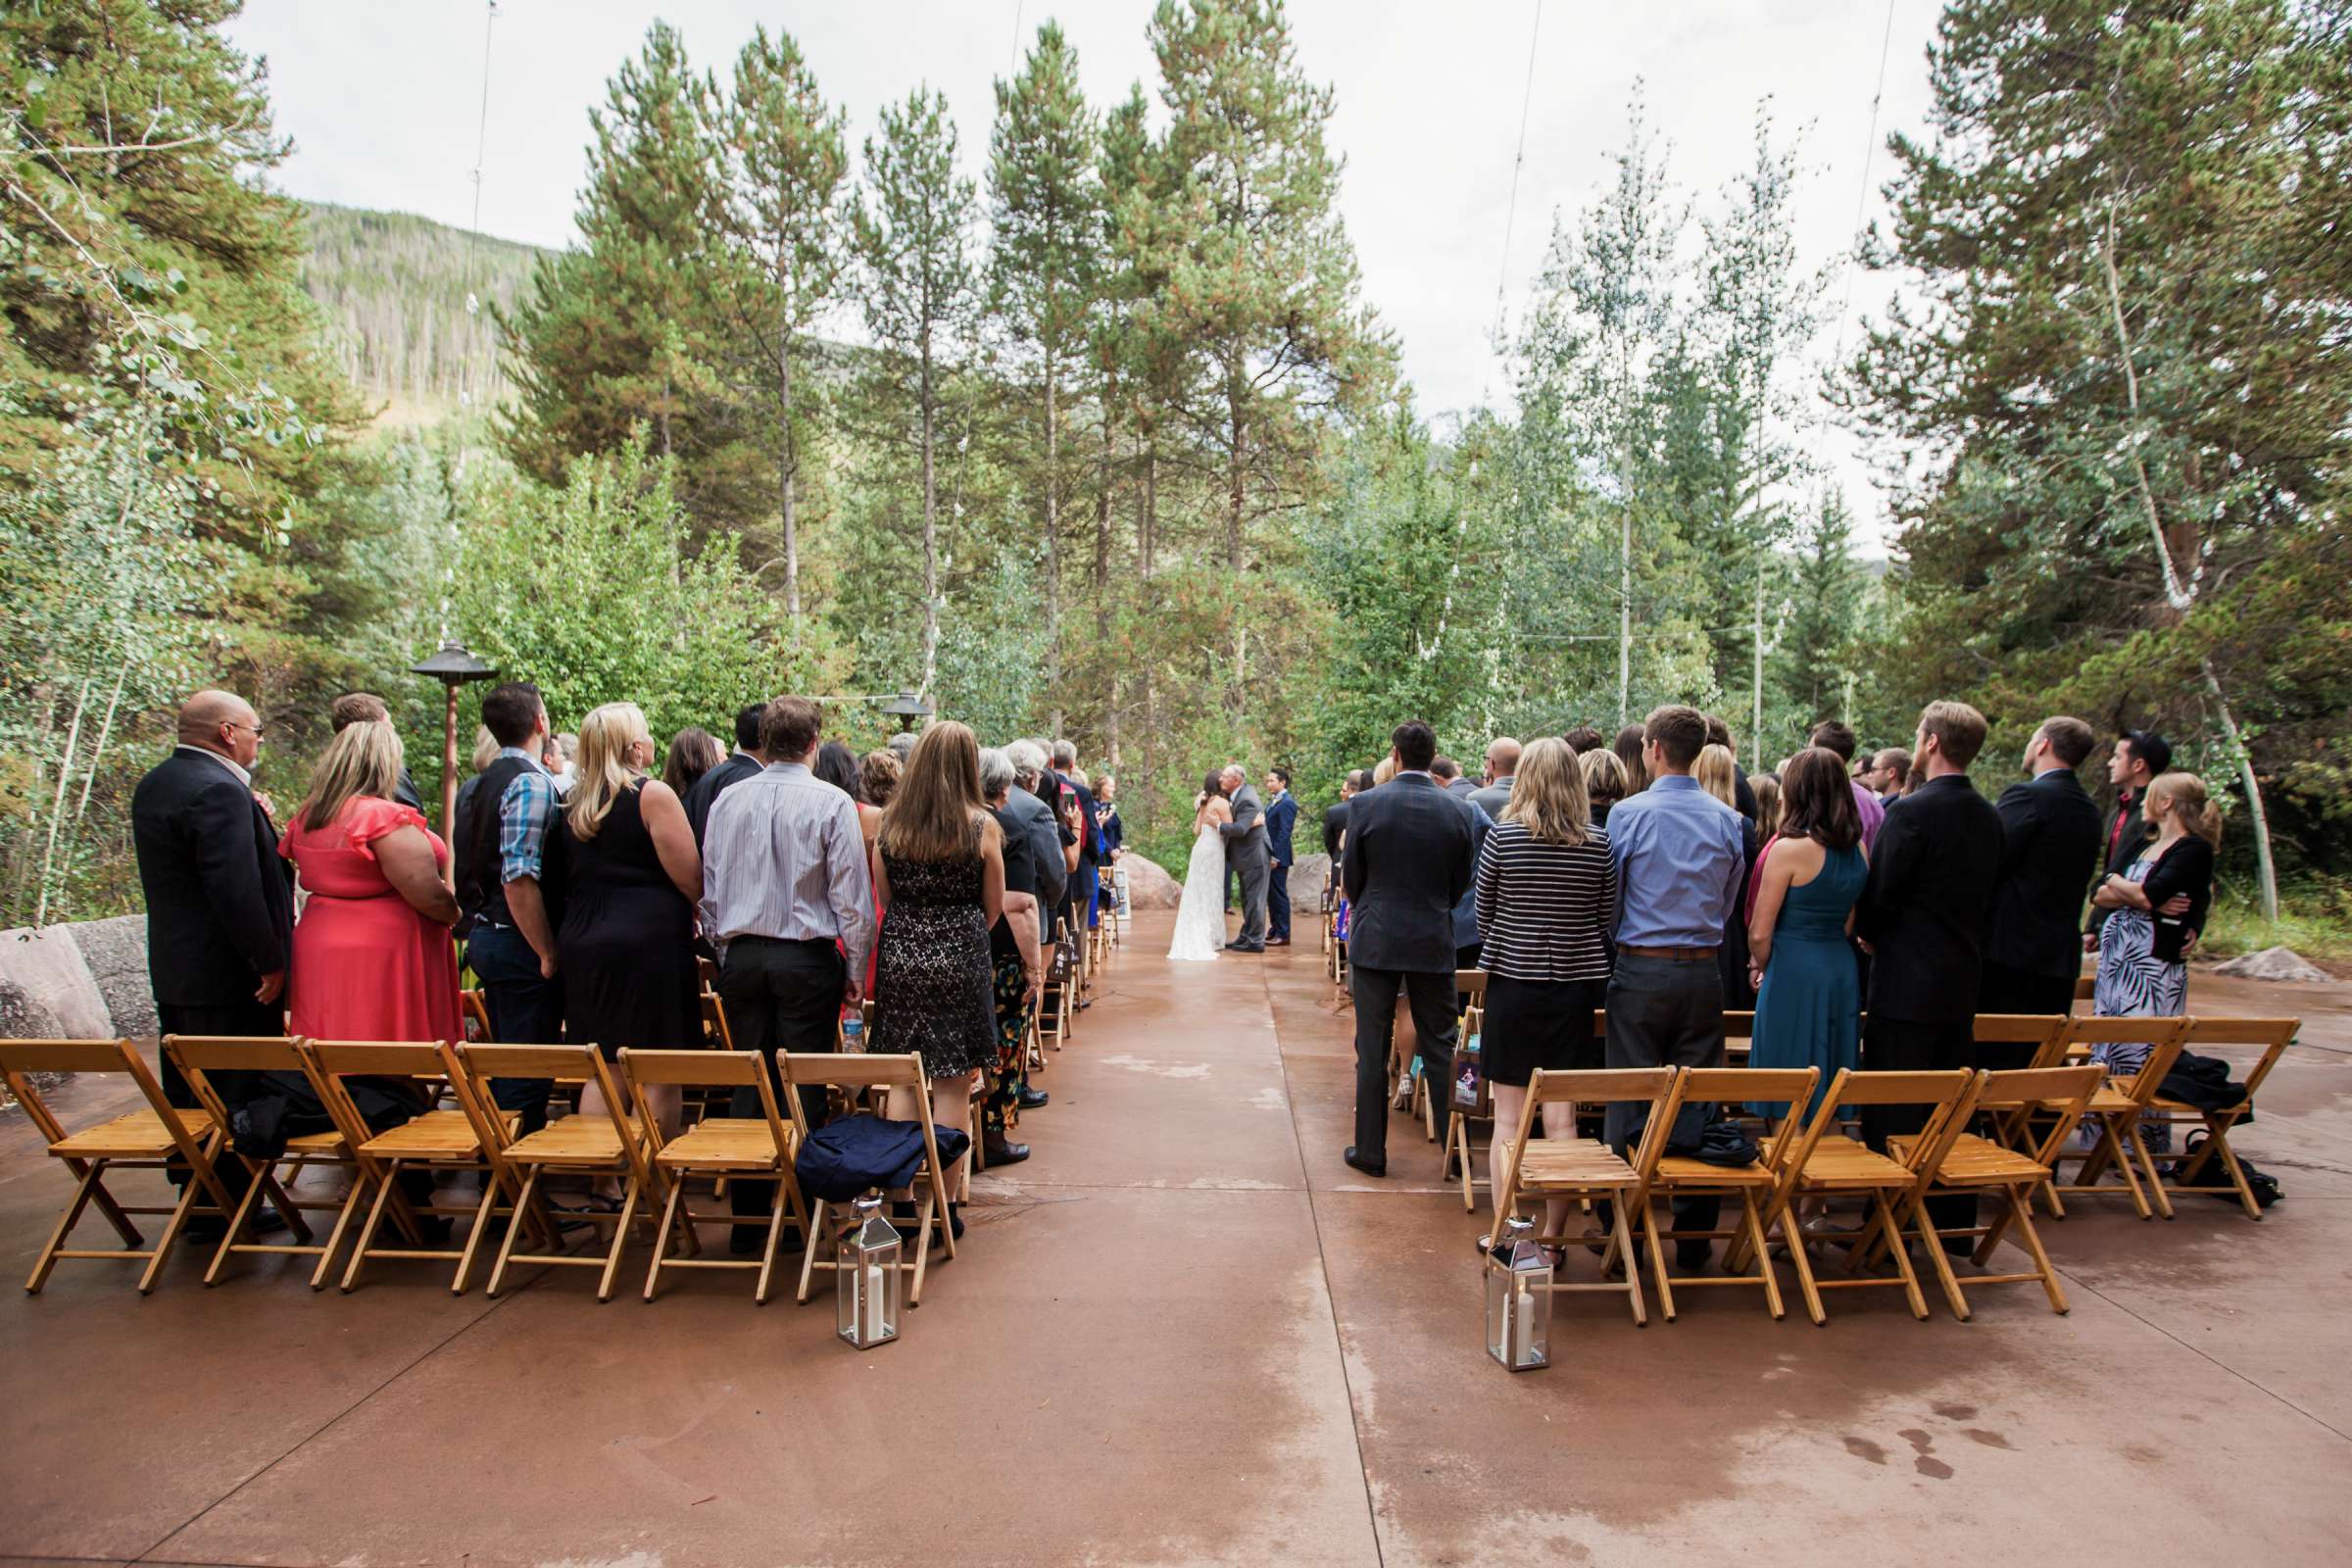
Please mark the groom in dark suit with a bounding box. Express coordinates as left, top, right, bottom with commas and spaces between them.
1342, 721, 1477, 1177
1217, 764, 1271, 952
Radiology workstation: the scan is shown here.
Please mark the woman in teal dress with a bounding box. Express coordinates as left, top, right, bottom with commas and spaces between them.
1745, 748, 1869, 1121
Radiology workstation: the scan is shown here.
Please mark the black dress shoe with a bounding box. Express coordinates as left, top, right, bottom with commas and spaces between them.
1017, 1087, 1050, 1110
1675, 1241, 1713, 1272
1343, 1146, 1387, 1178
1229, 942, 1266, 954
983, 1135, 1032, 1166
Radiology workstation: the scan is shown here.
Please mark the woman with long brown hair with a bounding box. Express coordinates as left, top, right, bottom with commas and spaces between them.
1744, 747, 1867, 1120
871, 721, 1006, 1187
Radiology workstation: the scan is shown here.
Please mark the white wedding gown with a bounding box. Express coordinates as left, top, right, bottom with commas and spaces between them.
1166, 821, 1228, 961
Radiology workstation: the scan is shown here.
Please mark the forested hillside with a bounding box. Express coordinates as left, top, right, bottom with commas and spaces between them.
299, 203, 544, 420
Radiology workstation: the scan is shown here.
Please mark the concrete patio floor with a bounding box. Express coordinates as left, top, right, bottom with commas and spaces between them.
4, 910, 2348, 1566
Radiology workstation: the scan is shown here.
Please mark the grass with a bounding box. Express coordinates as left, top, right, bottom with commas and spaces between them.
2196, 880, 2352, 963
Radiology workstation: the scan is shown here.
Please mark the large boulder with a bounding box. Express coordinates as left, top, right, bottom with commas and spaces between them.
1118, 853, 1182, 909
2212, 945, 2334, 984
63, 914, 155, 1041
0, 925, 115, 1041
1286, 852, 1332, 911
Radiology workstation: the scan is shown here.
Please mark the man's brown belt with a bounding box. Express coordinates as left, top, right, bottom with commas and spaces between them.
1617, 944, 1719, 961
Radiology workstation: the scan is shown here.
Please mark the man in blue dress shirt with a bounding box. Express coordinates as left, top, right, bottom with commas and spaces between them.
1604, 704, 1748, 1268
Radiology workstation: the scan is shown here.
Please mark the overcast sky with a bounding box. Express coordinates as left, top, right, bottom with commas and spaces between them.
224, 0, 1940, 550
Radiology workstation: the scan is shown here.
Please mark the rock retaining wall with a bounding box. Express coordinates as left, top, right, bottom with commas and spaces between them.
1, 916, 150, 1043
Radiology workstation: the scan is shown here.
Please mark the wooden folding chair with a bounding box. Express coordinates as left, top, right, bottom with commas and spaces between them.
2150, 1017, 2297, 1220
1883, 1064, 2103, 1317
2048, 1016, 2191, 1219
164, 1035, 348, 1286
2073, 973, 2097, 1009
1039, 924, 1072, 1054
1973, 1013, 2071, 1072
306, 1039, 532, 1294
783, 1052, 960, 1308
1720, 1011, 1755, 1065
617, 1048, 806, 1303
1487, 1066, 1677, 1327
1756, 1068, 1978, 1323
1647, 1067, 1820, 1322
1, 1039, 233, 1294
458, 989, 494, 1044
1443, 969, 1491, 1210
456, 1043, 662, 1300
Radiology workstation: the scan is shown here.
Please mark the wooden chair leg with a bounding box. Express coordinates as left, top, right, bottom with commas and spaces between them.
1874, 1194, 1930, 1321
1913, 1201, 1970, 1321
1615, 1193, 1649, 1327
754, 1183, 786, 1304
2127, 1121, 2176, 1219
1452, 1120, 1476, 1213
25, 1163, 111, 1293
339, 1161, 404, 1293
1646, 1200, 1676, 1323
644, 1176, 686, 1303
204, 1163, 270, 1287
1740, 1190, 1785, 1320
796, 1197, 829, 1304
2007, 1186, 2069, 1313
1782, 1203, 1827, 1325
594, 1175, 641, 1303
138, 1169, 212, 1295
2208, 1131, 2263, 1221
486, 1165, 539, 1298
907, 1190, 935, 1306
451, 1174, 502, 1296
313, 1174, 370, 1290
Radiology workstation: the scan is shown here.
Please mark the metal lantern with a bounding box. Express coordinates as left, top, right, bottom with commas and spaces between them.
837, 1196, 903, 1349
1486, 1216, 1552, 1372
878, 690, 934, 726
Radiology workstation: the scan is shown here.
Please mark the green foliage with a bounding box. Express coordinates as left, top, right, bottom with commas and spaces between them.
449, 433, 837, 757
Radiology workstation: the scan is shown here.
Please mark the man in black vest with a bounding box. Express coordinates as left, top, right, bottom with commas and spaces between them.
1856, 700, 2006, 1234
1342, 721, 1477, 1177
132, 690, 295, 1220
1983, 715, 2105, 1031
2086, 727, 2171, 948
461, 681, 564, 1131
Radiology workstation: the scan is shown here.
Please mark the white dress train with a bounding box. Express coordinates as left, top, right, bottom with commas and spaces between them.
1166, 823, 1228, 961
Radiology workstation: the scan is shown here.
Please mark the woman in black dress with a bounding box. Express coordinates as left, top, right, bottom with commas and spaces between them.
548, 701, 702, 1148
871, 721, 1006, 1156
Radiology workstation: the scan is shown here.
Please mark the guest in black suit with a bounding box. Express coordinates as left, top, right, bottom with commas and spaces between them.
1855, 701, 2006, 1232
1322, 771, 1366, 861
1983, 716, 2104, 1029
684, 703, 770, 848
1342, 722, 1477, 1177
2086, 727, 2171, 948
132, 690, 295, 1222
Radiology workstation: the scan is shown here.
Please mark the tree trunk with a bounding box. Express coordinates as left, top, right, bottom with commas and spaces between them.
1617, 501, 1633, 726
779, 345, 801, 616
1227, 379, 1248, 711
1046, 350, 1063, 739
2203, 659, 2279, 922
920, 334, 939, 698
1096, 389, 1117, 760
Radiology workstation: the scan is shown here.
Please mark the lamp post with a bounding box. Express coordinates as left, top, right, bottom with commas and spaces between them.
879, 691, 934, 730
409, 641, 499, 841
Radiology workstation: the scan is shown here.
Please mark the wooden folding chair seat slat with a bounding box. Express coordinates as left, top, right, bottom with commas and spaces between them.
618, 1048, 807, 1303
780, 1052, 960, 1309
165, 1036, 356, 1287
1487, 1066, 1677, 1328
305, 1039, 538, 1295
2150, 1017, 2297, 1220
1648, 1067, 1819, 1323
454, 1043, 660, 1301
1, 1038, 235, 1294
2045, 1016, 2191, 1220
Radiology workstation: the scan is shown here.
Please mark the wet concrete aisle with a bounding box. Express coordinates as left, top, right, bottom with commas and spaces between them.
3, 911, 2350, 1566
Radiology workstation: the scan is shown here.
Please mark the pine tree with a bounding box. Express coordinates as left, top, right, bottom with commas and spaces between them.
853, 87, 978, 697
713, 25, 849, 614
1146, 0, 1384, 711
496, 23, 755, 537
1772, 494, 1862, 737
990, 22, 1102, 740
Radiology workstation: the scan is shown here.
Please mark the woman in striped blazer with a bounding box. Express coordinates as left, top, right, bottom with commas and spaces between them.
1472, 738, 1618, 1257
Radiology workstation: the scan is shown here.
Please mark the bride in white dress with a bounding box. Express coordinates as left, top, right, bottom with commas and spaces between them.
1167, 770, 1232, 961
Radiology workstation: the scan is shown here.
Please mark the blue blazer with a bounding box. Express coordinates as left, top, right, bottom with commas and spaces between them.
1265, 792, 1298, 866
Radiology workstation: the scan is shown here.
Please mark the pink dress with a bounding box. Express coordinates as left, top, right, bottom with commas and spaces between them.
280, 798, 463, 1044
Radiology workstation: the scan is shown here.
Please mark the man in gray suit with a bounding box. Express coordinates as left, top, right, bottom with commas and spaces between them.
1217, 762, 1271, 953
1468, 736, 1520, 819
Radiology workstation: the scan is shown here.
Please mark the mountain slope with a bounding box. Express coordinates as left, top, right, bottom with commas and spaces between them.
299, 202, 549, 423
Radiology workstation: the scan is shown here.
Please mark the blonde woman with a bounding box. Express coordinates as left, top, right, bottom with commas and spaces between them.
547, 702, 701, 1149
1472, 738, 1617, 1259
279, 719, 462, 1044
2088, 770, 2221, 1150
1578, 746, 1631, 829
1693, 742, 1763, 1007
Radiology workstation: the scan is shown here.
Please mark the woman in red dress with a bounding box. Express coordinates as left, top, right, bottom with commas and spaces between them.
280, 720, 463, 1043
